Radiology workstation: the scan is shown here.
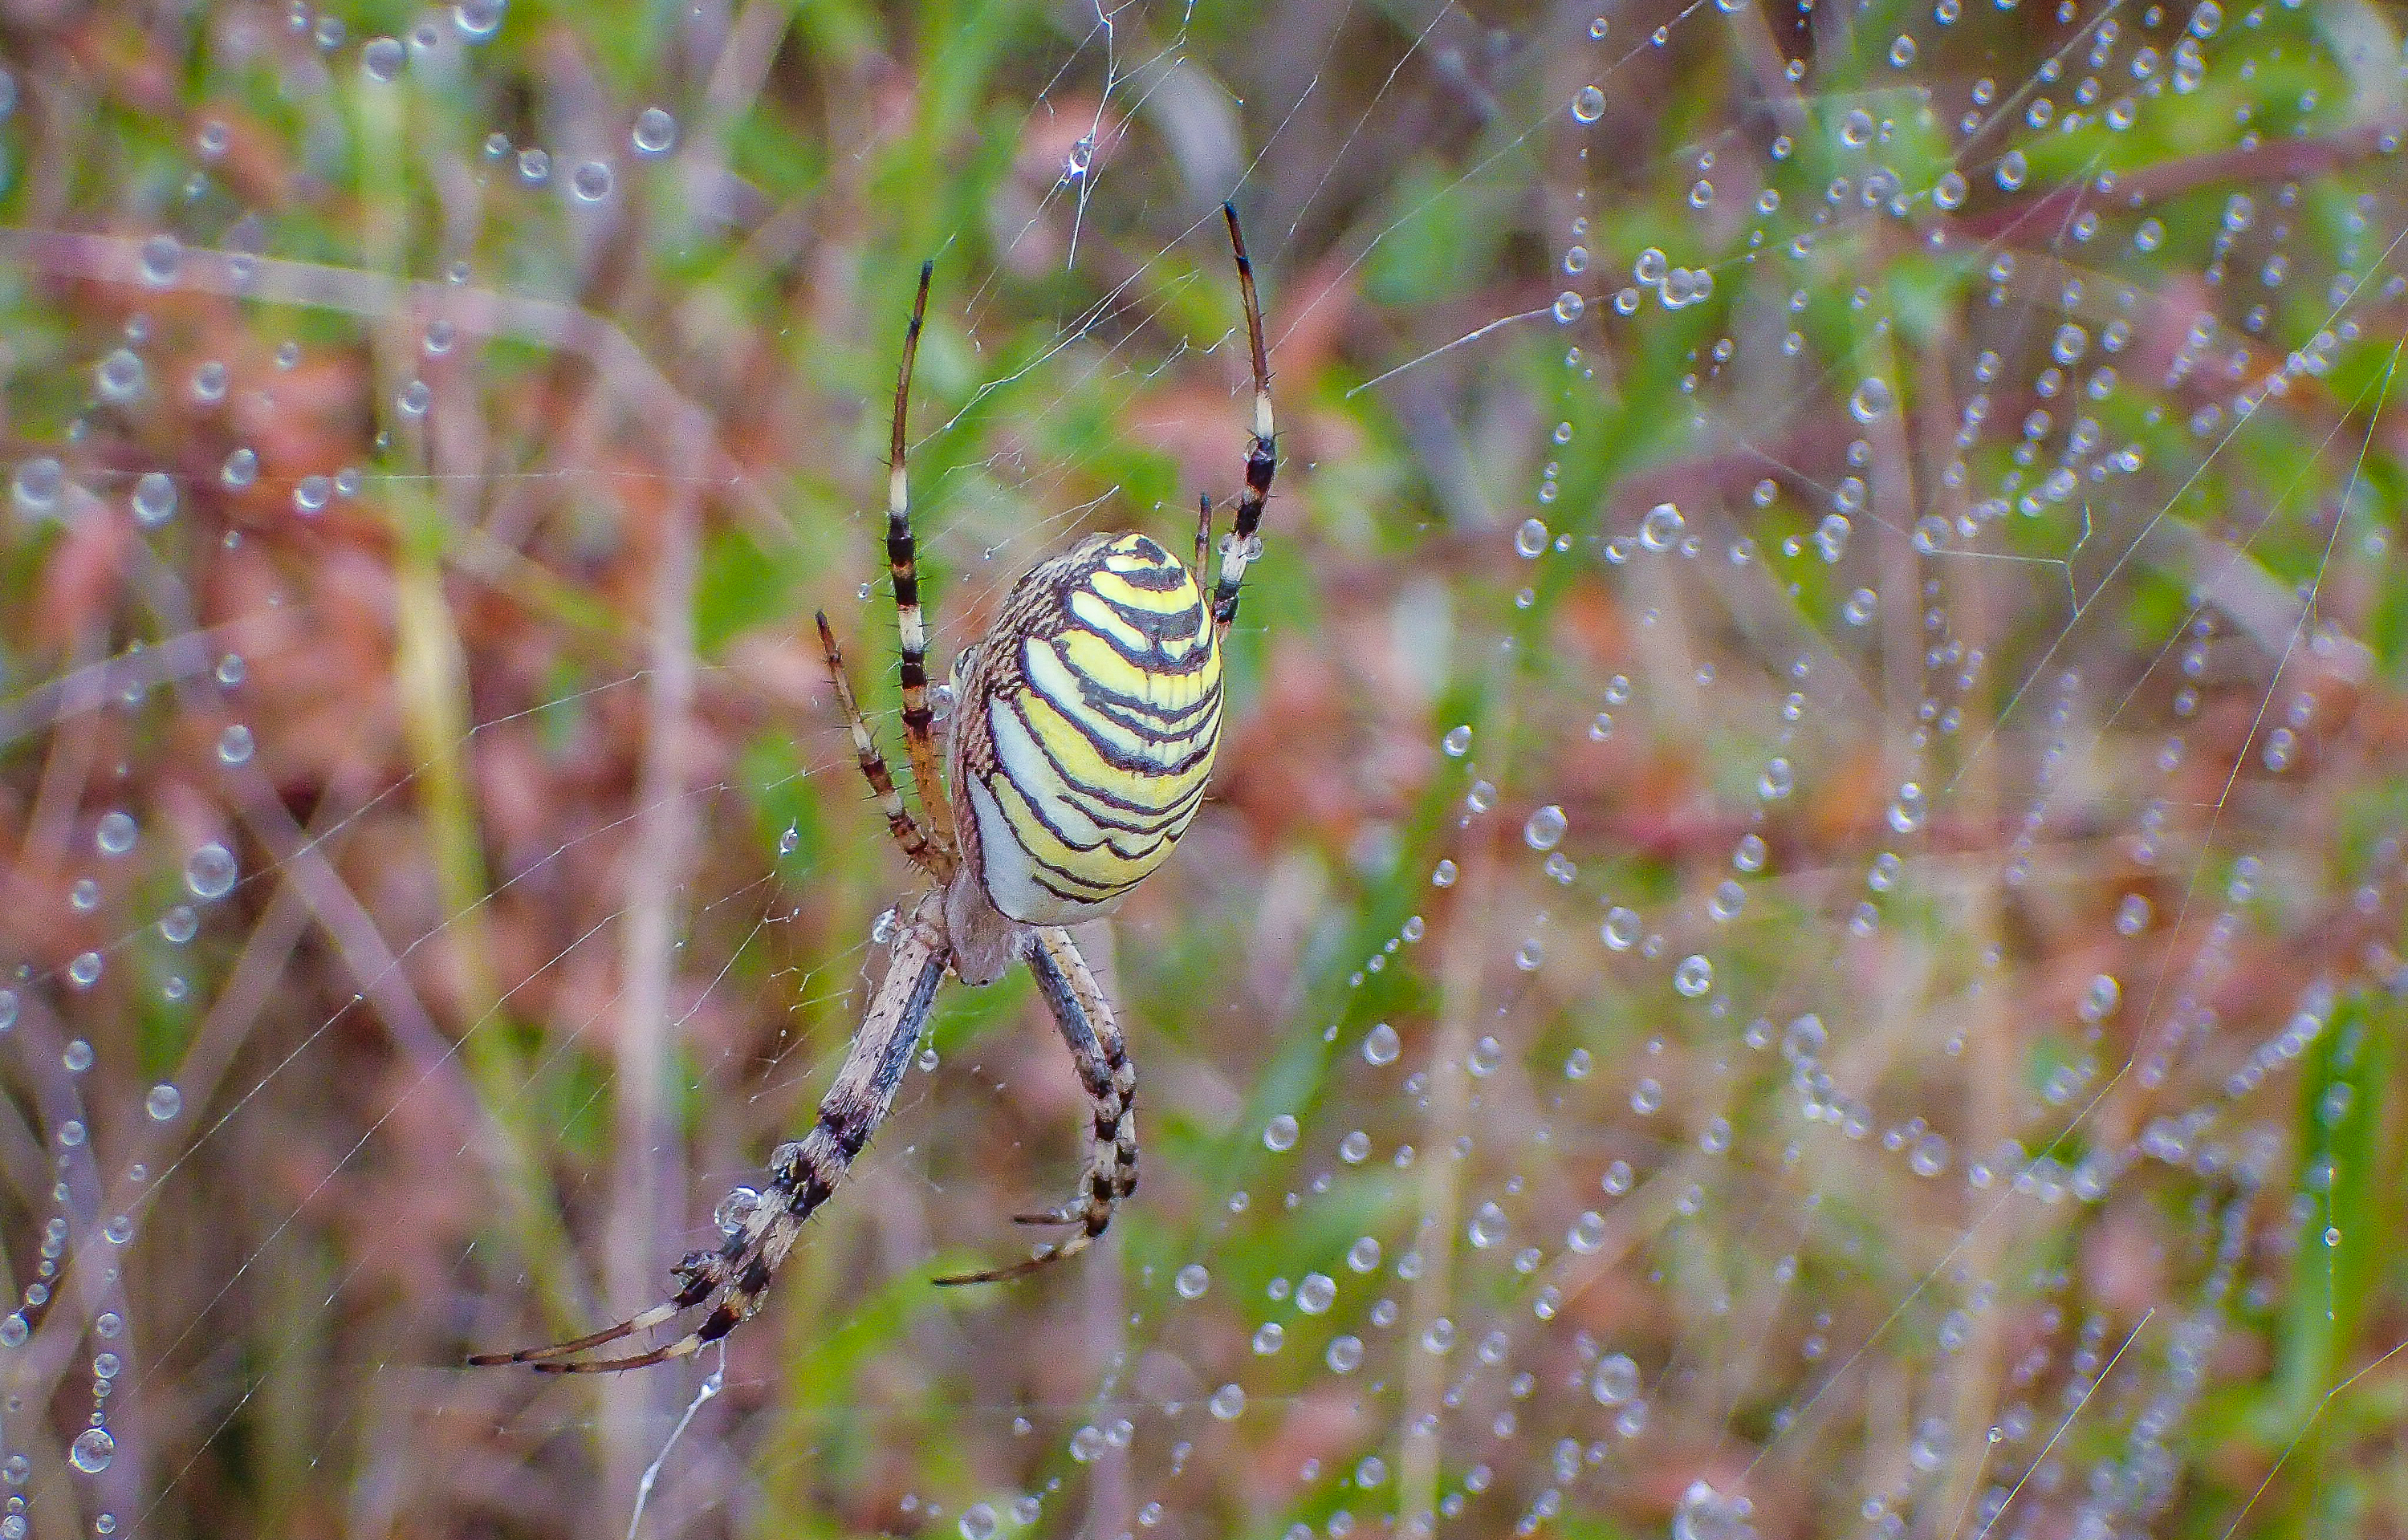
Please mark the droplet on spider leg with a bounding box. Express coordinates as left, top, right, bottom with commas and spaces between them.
871, 907, 899, 944
713, 1187, 759, 1233
931, 681, 956, 724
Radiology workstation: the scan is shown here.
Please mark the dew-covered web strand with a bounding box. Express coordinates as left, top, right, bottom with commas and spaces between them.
1737, 383, 2408, 1511
35, 683, 864, 1392
1942, 211, 2408, 800
1959, 1308, 2152, 1540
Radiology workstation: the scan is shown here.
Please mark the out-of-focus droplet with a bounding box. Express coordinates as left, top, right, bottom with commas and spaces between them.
632, 107, 677, 155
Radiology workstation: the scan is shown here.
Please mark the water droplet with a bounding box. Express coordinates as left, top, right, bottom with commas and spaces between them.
1843, 587, 1877, 625
216, 724, 254, 765
1631, 1077, 1662, 1115
1552, 291, 1585, 323
453, 0, 504, 39
1888, 782, 1926, 833
1673, 1479, 1751, 1539
292, 474, 331, 514
1673, 954, 1713, 997
1442, 725, 1473, 757
1346, 1236, 1381, 1272
1639, 502, 1684, 551
1590, 1353, 1639, 1404
131, 472, 176, 526
96, 348, 146, 404
1514, 518, 1549, 558
713, 1185, 759, 1233
958, 1503, 997, 1540
1467, 1201, 1508, 1248
1173, 1263, 1209, 1298
1571, 85, 1605, 123
1325, 1335, 1364, 1372
220, 448, 258, 489
95, 812, 136, 856
184, 843, 238, 900
516, 148, 550, 185
361, 35, 405, 79
397, 380, 431, 417
1296, 1273, 1336, 1314
632, 107, 677, 155
158, 904, 198, 944
192, 360, 228, 403
144, 1083, 183, 1122
1601, 907, 1641, 950
11, 457, 62, 515
2116, 893, 2151, 934
137, 234, 182, 286
67, 1428, 112, 1474
1758, 758, 1794, 799
67, 953, 101, 989
568, 160, 614, 201
1263, 1114, 1299, 1152
1430, 859, 1457, 888
1909, 1132, 1950, 1176
1523, 805, 1566, 851
1251, 1322, 1283, 1354
1468, 1036, 1503, 1076
1208, 1384, 1245, 1420
1339, 1130, 1370, 1162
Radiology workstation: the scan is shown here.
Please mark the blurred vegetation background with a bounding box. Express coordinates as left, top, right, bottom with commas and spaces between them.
2, 0, 2408, 1537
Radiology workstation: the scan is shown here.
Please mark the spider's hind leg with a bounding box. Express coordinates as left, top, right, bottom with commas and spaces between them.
934, 925, 1135, 1286
470, 900, 951, 1371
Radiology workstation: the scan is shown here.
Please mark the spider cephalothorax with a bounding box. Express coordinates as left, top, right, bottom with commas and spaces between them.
472, 205, 1274, 1372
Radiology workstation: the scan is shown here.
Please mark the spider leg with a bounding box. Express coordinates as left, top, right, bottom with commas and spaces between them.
470, 899, 950, 1371
934, 925, 1135, 1286
1210, 201, 1275, 640
816, 611, 940, 876
1193, 490, 1213, 579
885, 261, 959, 872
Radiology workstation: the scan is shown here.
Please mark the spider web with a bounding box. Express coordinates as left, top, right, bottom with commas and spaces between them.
0, 0, 2405, 1537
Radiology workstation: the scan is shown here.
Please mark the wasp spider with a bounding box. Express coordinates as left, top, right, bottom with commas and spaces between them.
472, 205, 1275, 1372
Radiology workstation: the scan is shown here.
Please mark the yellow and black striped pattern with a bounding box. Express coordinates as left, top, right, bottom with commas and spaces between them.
961, 532, 1222, 925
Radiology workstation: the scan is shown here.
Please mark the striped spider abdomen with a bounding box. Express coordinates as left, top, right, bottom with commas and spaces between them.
951, 530, 1223, 929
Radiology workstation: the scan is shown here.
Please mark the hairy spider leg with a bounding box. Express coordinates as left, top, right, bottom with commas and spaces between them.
1210, 202, 1276, 640
887, 260, 959, 873
934, 925, 1136, 1285
470, 900, 950, 1371
816, 611, 940, 876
